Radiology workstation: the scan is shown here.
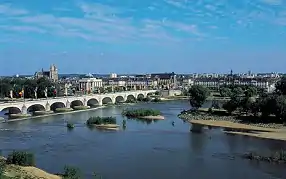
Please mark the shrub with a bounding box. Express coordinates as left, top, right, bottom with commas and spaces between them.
125, 98, 135, 103
87, 116, 116, 125
122, 108, 161, 117
55, 108, 73, 113
66, 122, 74, 129
0, 159, 5, 178
6, 151, 35, 166
152, 97, 162, 102
73, 106, 90, 110
62, 166, 81, 179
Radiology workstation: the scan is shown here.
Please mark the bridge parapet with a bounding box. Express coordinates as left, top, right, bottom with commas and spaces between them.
0, 90, 157, 113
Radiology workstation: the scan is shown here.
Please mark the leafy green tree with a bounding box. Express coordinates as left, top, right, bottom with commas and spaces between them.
231, 87, 244, 97
188, 85, 210, 109
219, 87, 232, 97
274, 95, 286, 121
0, 80, 12, 97
222, 97, 241, 114
240, 97, 255, 114
244, 86, 257, 97
275, 77, 286, 95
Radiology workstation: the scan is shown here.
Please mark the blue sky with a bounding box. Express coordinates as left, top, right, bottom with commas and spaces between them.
0, 0, 286, 75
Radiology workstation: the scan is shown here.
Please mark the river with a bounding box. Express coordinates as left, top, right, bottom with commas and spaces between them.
0, 100, 286, 179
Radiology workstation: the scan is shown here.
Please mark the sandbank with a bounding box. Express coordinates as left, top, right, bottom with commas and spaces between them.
4, 164, 60, 179
138, 115, 165, 120
189, 119, 286, 141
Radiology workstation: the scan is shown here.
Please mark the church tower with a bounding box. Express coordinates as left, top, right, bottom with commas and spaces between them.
49, 64, 58, 82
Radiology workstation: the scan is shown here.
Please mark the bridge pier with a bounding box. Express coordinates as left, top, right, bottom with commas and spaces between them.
83, 98, 87, 106
66, 100, 71, 108
45, 102, 50, 111
98, 98, 102, 106
21, 104, 27, 114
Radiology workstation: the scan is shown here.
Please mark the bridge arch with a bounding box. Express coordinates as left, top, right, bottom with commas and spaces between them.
137, 93, 145, 101
102, 97, 113, 105
87, 98, 99, 107
70, 100, 83, 108
27, 104, 45, 112
50, 102, 65, 111
147, 92, 154, 96
126, 94, 136, 102
115, 96, 124, 103
1, 107, 21, 114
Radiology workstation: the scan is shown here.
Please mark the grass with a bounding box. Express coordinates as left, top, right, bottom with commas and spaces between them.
55, 108, 73, 113
73, 106, 90, 110
9, 114, 31, 119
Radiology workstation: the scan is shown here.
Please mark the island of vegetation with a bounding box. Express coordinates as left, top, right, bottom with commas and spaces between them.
178, 77, 286, 140
122, 108, 164, 120
86, 116, 119, 130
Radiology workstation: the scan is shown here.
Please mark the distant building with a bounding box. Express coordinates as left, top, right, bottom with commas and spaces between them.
192, 77, 278, 92
34, 64, 58, 82
79, 78, 103, 92
110, 73, 117, 78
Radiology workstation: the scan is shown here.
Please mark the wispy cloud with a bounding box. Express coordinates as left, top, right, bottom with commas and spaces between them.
260, 0, 283, 5
0, 4, 28, 15
0, 0, 285, 46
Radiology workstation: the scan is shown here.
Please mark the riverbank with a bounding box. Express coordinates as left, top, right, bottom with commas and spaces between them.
178, 112, 285, 129
1, 157, 60, 179
189, 119, 286, 141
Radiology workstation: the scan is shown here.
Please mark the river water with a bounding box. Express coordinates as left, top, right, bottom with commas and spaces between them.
1, 100, 286, 179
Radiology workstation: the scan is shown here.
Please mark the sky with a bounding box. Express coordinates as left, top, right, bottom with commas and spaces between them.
0, 0, 286, 75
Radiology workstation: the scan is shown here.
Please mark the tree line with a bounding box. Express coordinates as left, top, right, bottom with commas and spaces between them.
0, 77, 59, 99
188, 77, 286, 123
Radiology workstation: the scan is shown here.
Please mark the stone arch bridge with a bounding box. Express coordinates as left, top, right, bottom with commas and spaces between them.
0, 90, 157, 114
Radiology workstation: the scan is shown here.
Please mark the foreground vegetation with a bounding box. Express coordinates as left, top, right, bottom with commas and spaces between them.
1, 151, 102, 179
122, 108, 161, 118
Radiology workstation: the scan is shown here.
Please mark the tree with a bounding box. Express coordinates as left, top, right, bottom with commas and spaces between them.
219, 87, 232, 97
244, 86, 257, 98
231, 87, 244, 97
275, 77, 286, 95
188, 85, 210, 109
274, 95, 286, 121
222, 97, 241, 114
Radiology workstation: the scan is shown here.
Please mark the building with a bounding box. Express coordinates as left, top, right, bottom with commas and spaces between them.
110, 73, 117, 78
79, 78, 103, 92
150, 72, 177, 89
191, 77, 278, 92
34, 64, 58, 82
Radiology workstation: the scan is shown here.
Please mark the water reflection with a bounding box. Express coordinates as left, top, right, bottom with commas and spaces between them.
1, 101, 286, 179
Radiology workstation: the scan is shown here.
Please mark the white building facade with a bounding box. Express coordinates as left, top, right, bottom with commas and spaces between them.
79, 78, 103, 92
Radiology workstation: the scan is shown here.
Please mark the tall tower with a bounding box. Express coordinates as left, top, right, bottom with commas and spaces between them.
49, 64, 58, 82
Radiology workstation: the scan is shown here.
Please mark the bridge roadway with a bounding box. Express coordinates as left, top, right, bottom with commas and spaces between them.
0, 90, 157, 114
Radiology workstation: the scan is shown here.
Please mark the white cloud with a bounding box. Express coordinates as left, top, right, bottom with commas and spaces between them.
0, 25, 46, 33
0, 4, 28, 15
260, 0, 283, 5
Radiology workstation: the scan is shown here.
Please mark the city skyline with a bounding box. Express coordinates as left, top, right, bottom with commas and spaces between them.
0, 0, 286, 75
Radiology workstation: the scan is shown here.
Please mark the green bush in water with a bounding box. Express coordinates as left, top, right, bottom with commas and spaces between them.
87, 116, 116, 125
122, 108, 161, 117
